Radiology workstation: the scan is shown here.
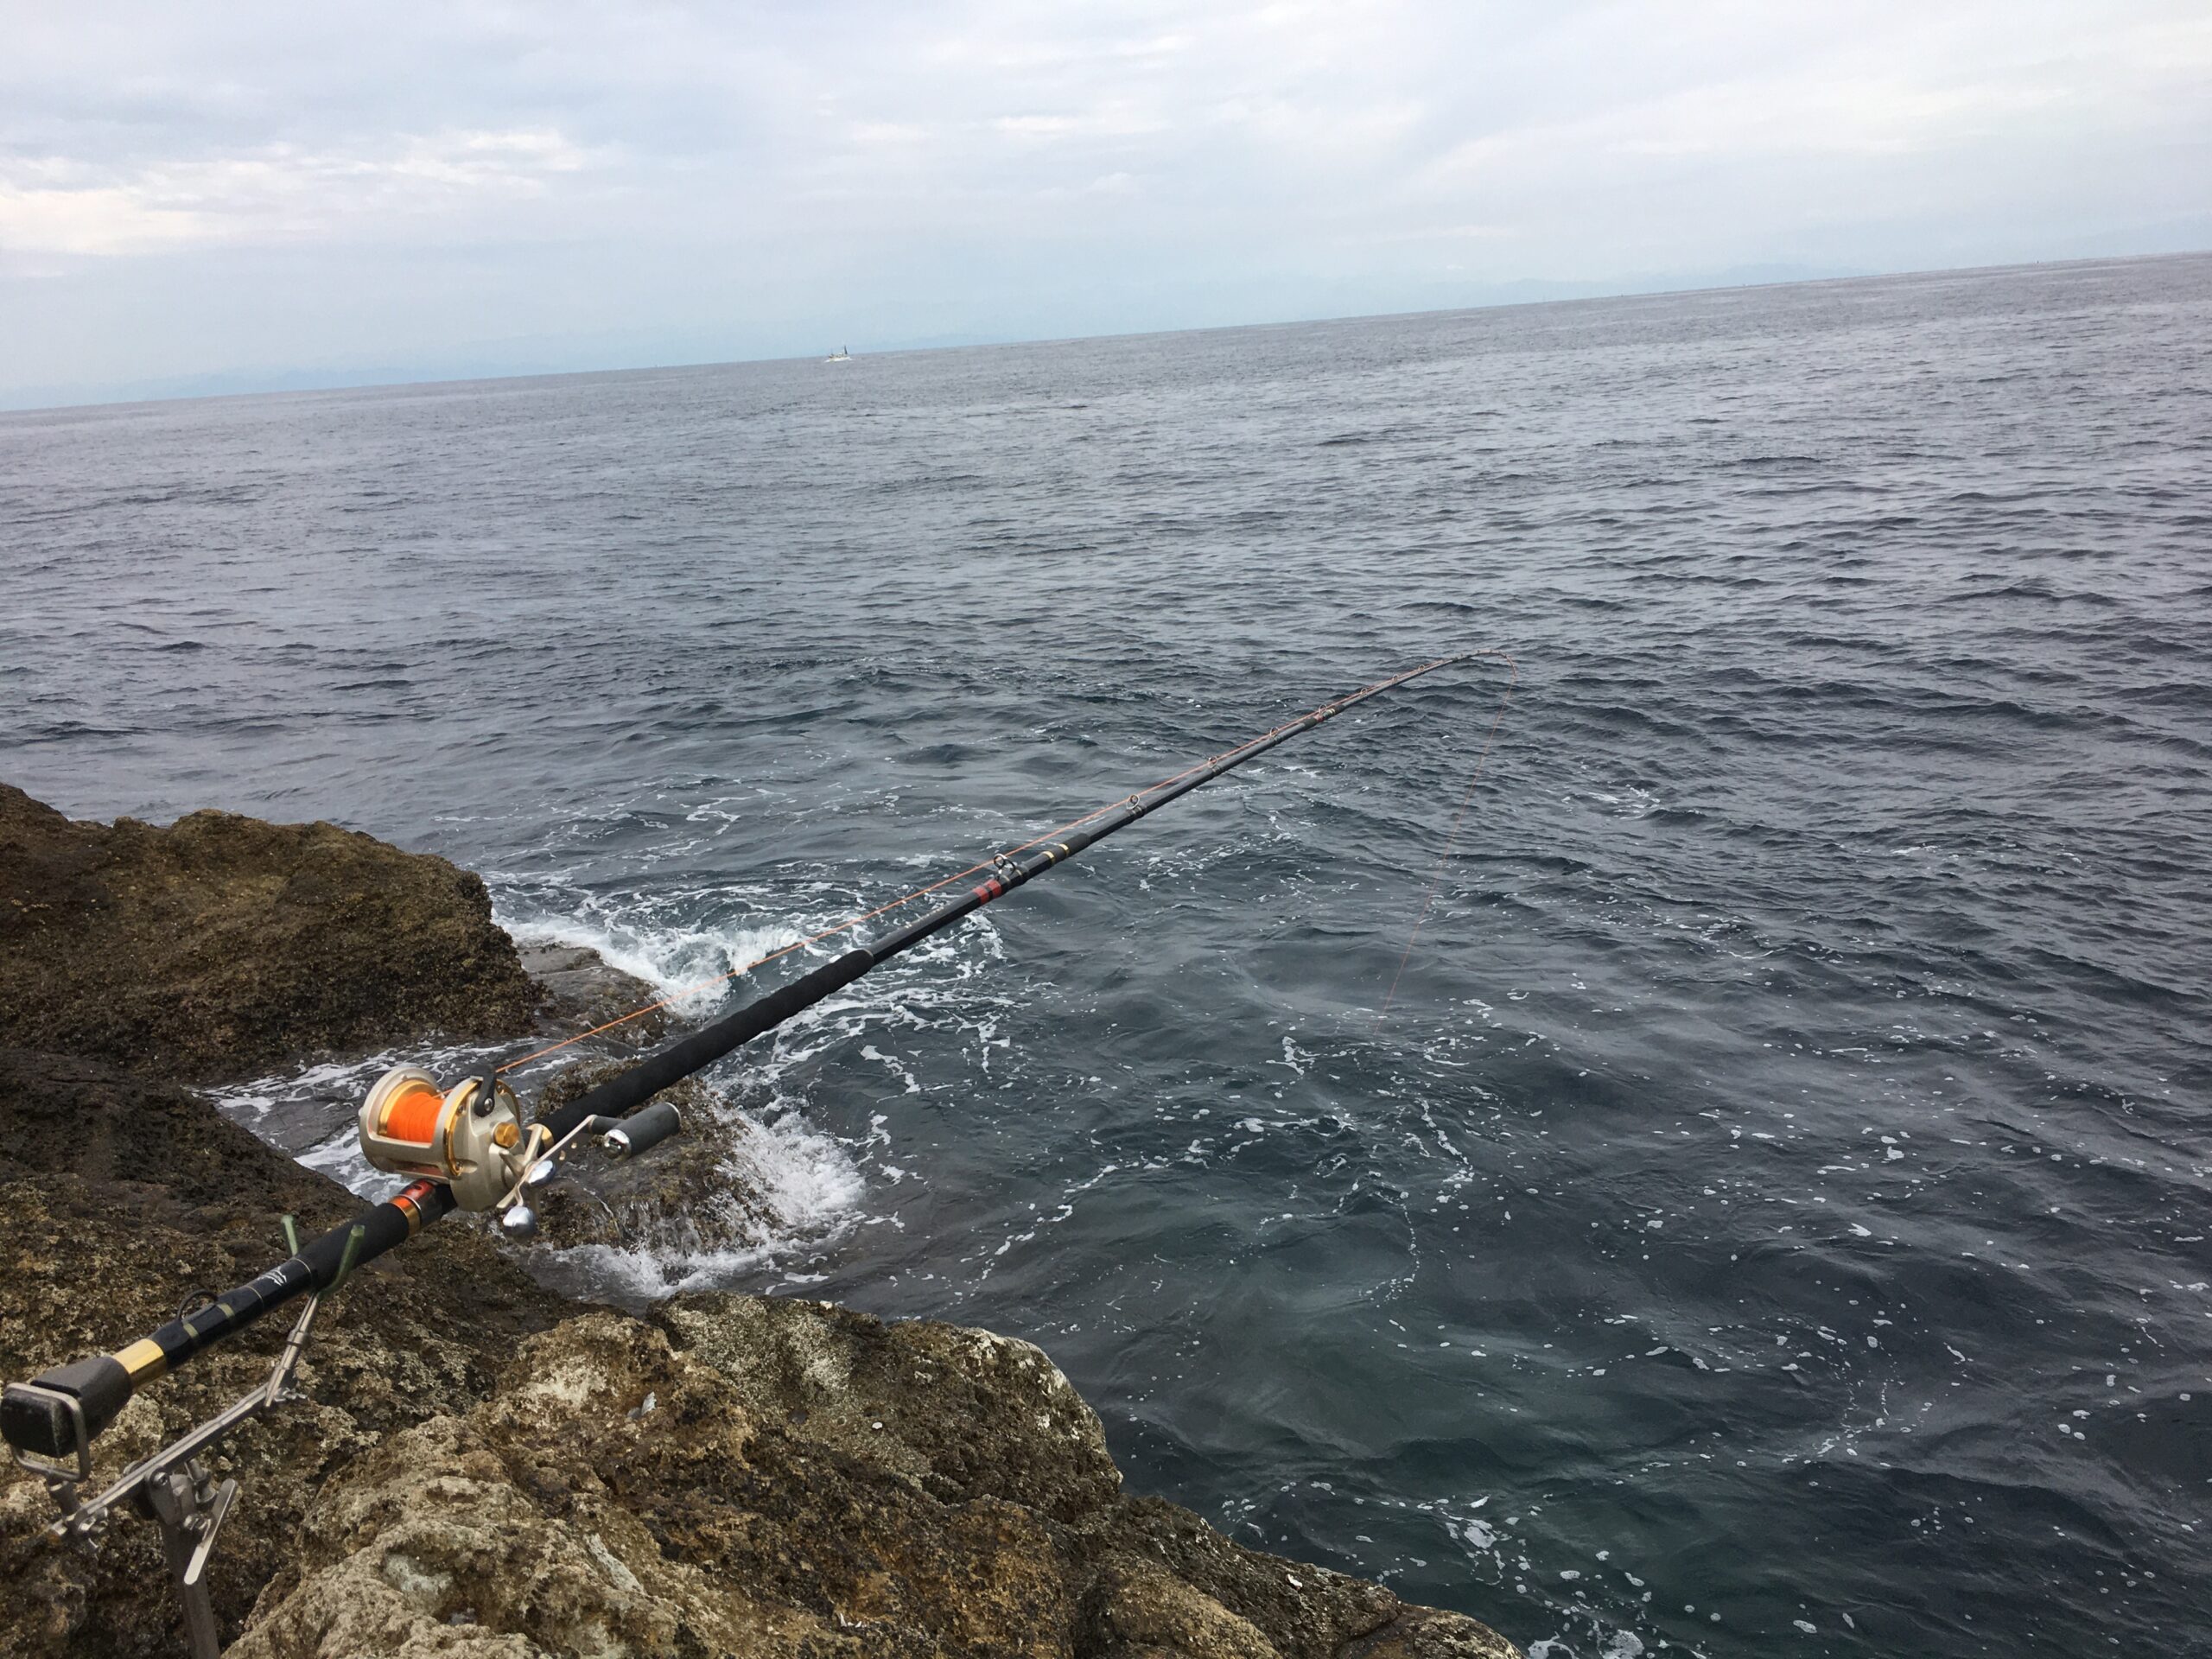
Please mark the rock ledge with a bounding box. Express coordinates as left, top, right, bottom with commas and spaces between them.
0, 785, 539, 1084
0, 789, 1519, 1658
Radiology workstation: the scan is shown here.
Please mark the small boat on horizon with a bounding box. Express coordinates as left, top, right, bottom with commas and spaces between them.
825, 346, 851, 363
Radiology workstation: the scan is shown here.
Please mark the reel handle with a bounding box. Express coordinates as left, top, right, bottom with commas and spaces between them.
604, 1100, 682, 1158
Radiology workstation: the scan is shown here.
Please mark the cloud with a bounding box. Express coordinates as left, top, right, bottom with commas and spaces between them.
0, 129, 599, 256
0, 0, 2205, 402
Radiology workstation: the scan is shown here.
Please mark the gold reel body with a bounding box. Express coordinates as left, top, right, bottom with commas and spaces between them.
357, 1069, 530, 1212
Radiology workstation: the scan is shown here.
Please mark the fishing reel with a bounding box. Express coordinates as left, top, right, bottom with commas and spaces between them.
358, 1069, 535, 1210
357, 1067, 682, 1238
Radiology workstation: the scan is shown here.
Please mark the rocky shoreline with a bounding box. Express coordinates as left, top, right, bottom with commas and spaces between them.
0, 786, 1517, 1659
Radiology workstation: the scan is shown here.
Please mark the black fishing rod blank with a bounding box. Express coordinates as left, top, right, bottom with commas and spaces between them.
3, 651, 1492, 1471
538, 650, 1478, 1139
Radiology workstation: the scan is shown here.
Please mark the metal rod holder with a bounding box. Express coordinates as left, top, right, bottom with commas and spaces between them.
16, 1290, 325, 1658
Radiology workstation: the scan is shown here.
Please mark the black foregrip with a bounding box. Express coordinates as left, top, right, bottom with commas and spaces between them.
140, 1193, 442, 1374
540, 947, 875, 1139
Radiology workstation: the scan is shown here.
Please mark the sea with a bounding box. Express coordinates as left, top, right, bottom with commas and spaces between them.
3, 253, 2208, 1658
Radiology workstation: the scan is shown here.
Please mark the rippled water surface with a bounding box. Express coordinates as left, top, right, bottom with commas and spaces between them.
5, 255, 2209, 1657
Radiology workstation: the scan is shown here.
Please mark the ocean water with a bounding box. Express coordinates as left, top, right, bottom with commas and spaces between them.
4, 254, 2209, 1657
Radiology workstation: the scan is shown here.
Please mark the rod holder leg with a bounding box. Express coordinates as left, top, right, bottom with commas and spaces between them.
145, 1465, 226, 1659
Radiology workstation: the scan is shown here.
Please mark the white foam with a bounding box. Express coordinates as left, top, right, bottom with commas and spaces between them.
202, 882, 887, 1302
543, 1100, 869, 1299
503, 910, 812, 1017
485, 880, 1034, 1300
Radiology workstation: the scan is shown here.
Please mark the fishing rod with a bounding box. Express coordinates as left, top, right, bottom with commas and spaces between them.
2, 649, 1510, 1535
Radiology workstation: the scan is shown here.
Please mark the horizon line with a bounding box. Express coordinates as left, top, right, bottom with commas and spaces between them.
4, 246, 2203, 420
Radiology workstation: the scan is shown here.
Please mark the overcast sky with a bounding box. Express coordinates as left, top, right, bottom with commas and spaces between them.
3, 2, 2207, 407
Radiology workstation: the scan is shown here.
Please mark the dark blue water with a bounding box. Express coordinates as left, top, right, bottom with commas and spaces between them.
4, 254, 2209, 1658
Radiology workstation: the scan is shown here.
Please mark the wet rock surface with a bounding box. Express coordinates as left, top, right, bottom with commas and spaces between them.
0, 1050, 575, 1659
0, 786, 540, 1085
231, 1302, 1518, 1659
513, 941, 669, 1053
0, 789, 1519, 1658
